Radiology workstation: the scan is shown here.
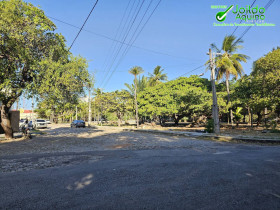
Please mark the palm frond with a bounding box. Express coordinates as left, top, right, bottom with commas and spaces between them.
124, 83, 134, 96
129, 66, 144, 76
210, 43, 221, 53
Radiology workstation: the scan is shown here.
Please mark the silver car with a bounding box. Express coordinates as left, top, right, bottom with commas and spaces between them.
34, 119, 48, 129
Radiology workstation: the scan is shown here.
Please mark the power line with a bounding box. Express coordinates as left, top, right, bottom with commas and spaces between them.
101, 0, 152, 87
238, 0, 275, 40
169, 0, 276, 86
47, 16, 191, 60
102, 0, 162, 88
230, 0, 257, 36
170, 65, 205, 81
96, 0, 134, 87
99, 0, 147, 88
69, 0, 99, 50
99, 0, 144, 88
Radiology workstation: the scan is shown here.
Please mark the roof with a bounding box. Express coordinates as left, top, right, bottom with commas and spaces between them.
23, 110, 33, 113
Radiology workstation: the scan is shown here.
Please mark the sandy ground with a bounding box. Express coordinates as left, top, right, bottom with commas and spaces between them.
0, 123, 229, 156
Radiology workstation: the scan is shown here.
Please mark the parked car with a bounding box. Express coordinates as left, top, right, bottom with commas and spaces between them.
71, 120, 86, 128
33, 119, 48, 129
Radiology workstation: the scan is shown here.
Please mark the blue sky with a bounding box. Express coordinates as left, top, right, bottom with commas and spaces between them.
20, 0, 280, 109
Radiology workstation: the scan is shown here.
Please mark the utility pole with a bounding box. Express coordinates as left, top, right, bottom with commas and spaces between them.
208, 49, 220, 135
100, 89, 103, 126
76, 106, 78, 120
88, 87, 92, 127
93, 100, 96, 122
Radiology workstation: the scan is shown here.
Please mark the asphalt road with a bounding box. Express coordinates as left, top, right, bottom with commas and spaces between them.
1, 142, 280, 209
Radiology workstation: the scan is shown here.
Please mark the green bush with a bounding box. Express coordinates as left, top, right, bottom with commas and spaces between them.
205, 119, 214, 133
269, 120, 280, 133
270, 120, 277, 130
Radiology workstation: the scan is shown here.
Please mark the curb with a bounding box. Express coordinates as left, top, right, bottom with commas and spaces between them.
125, 129, 280, 144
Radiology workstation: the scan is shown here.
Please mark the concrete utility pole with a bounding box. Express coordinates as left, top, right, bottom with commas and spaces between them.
88, 88, 92, 127
208, 49, 220, 135
100, 89, 103, 126
76, 106, 78, 120
93, 100, 96, 122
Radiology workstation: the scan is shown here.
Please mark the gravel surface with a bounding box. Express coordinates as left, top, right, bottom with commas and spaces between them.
0, 124, 232, 173
0, 124, 276, 173
0, 124, 224, 155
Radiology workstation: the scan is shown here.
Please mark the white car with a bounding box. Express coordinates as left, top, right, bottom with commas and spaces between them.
33, 119, 48, 129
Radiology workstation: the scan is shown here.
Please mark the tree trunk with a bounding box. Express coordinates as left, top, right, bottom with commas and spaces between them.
248, 107, 251, 125
50, 106, 55, 123
250, 108, 253, 128
117, 112, 122, 127
1, 105, 13, 139
173, 114, 182, 126
174, 118, 179, 126
225, 74, 233, 127
257, 112, 261, 127
264, 107, 267, 126
134, 75, 139, 128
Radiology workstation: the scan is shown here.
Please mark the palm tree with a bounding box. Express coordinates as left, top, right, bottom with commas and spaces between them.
124, 75, 148, 96
148, 66, 168, 86
128, 66, 144, 128
211, 35, 249, 125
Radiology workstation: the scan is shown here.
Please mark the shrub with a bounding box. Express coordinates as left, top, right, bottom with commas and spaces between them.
205, 119, 214, 133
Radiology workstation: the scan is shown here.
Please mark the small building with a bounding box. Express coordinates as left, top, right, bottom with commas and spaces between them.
19, 109, 38, 120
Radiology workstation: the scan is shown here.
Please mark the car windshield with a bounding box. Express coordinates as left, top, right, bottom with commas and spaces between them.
37, 120, 45, 122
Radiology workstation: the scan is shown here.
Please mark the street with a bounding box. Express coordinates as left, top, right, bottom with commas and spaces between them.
0, 125, 279, 209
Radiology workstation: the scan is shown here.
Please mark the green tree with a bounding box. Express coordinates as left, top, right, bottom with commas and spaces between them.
36, 55, 90, 122
251, 48, 280, 125
232, 75, 255, 126
0, 0, 66, 138
148, 66, 167, 86
138, 76, 212, 125
233, 107, 243, 127
107, 90, 133, 127
210, 35, 249, 125
128, 66, 144, 128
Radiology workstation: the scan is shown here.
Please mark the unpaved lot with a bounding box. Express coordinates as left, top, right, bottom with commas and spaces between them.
0, 124, 225, 156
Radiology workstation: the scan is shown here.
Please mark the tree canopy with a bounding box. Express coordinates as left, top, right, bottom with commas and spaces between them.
138, 76, 212, 124
0, 0, 91, 138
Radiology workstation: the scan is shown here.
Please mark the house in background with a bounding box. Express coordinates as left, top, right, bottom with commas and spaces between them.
19, 109, 38, 120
